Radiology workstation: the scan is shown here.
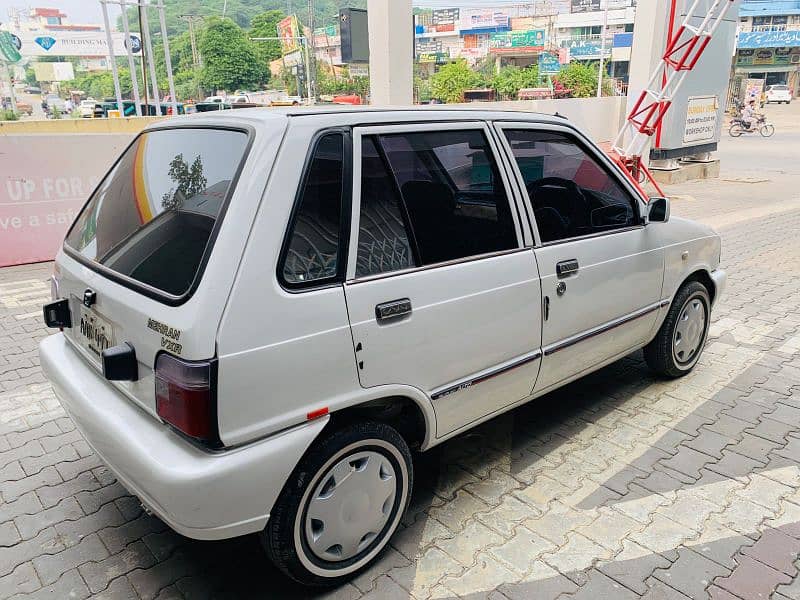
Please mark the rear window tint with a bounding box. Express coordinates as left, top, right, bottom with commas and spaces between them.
65, 128, 248, 297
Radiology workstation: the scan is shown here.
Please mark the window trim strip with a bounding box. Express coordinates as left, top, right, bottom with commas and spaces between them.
543, 299, 669, 356
431, 348, 543, 401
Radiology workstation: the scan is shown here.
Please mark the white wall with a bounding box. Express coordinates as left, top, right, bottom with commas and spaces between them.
451, 96, 628, 142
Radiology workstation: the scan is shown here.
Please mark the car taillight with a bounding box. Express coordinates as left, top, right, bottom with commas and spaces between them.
155, 354, 219, 447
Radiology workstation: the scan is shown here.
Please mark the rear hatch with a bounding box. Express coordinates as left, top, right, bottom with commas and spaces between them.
56, 125, 251, 420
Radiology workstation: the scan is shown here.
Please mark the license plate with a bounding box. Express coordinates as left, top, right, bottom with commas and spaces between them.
73, 297, 115, 356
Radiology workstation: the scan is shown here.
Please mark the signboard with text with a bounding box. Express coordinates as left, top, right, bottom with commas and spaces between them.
11, 31, 140, 57
683, 95, 718, 144
489, 29, 545, 51
0, 134, 134, 267
539, 53, 561, 74
571, 0, 601, 13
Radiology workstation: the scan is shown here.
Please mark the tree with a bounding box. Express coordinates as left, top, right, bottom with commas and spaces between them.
554, 62, 601, 98
162, 154, 207, 210
430, 59, 486, 104
249, 10, 285, 67
491, 65, 540, 99
198, 17, 269, 92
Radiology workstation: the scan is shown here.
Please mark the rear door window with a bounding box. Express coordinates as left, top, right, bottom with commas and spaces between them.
355, 129, 517, 277
65, 127, 249, 298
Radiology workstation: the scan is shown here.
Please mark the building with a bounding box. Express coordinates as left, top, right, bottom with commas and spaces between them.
1, 7, 124, 73
734, 0, 800, 94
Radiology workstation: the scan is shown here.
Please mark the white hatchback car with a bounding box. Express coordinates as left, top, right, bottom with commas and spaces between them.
40, 108, 725, 587
765, 84, 792, 104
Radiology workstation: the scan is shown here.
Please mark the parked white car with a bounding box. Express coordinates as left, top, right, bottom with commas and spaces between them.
765, 84, 792, 104
40, 108, 725, 587
79, 99, 97, 118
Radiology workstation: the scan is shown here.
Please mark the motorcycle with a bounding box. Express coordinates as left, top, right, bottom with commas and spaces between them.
729, 114, 774, 137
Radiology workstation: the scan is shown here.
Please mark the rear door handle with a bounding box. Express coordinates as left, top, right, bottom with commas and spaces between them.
556, 259, 579, 278
376, 298, 412, 323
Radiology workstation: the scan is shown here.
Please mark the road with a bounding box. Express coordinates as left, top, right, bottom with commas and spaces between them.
0, 104, 799, 599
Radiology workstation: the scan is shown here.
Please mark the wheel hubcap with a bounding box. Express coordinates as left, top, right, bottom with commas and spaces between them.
673, 297, 706, 365
305, 451, 397, 562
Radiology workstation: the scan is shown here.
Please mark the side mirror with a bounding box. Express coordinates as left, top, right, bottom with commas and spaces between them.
646, 196, 670, 224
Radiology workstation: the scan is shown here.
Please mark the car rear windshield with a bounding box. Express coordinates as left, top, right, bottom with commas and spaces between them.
65, 127, 249, 298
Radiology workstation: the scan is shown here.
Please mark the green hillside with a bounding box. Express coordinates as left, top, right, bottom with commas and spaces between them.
123, 0, 366, 36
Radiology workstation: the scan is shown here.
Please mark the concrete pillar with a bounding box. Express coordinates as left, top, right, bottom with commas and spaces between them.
367, 0, 413, 106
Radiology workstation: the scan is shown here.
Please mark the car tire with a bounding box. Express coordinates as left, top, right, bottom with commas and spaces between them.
263, 421, 413, 587
644, 280, 711, 378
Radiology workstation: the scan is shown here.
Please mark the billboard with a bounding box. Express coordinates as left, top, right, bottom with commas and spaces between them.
277, 15, 301, 55
11, 31, 141, 57
32, 62, 75, 82
571, 0, 601, 13
0, 31, 22, 62
340, 8, 369, 63
489, 29, 545, 52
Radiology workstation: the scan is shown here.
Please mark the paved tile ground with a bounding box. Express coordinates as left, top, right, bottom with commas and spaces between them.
2, 105, 800, 599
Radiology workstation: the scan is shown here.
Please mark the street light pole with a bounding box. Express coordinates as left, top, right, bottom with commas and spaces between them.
597, 0, 609, 98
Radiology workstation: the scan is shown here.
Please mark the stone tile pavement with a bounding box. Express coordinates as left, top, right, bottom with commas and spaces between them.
2, 171, 800, 598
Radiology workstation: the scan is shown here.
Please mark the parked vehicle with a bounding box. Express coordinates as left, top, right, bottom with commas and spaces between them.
729, 114, 774, 137
13, 99, 33, 115
79, 99, 97, 118
44, 94, 65, 113
24, 85, 42, 95
40, 108, 726, 588
765, 84, 792, 104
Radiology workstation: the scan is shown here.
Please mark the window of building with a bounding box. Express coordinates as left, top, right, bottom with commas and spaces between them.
355, 129, 517, 276
503, 129, 638, 243
281, 133, 346, 286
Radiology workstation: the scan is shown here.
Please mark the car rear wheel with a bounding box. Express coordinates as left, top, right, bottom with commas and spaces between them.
644, 281, 710, 378
263, 421, 412, 587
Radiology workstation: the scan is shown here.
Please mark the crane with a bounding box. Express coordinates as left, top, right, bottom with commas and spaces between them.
608, 0, 738, 199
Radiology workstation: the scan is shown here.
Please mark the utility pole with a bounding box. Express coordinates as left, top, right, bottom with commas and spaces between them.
307, 0, 315, 101
597, 0, 610, 98
138, 1, 149, 111
180, 15, 201, 68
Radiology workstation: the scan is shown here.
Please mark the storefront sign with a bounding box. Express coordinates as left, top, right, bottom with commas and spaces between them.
683, 95, 718, 144
460, 9, 510, 32
432, 8, 459, 30
753, 48, 775, 65
736, 48, 755, 66
561, 39, 607, 58
539, 52, 561, 74
489, 29, 545, 51
571, 0, 601, 13
737, 30, 800, 49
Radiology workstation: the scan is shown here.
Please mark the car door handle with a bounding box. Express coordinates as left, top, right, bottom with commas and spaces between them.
556, 259, 579, 278
375, 298, 412, 323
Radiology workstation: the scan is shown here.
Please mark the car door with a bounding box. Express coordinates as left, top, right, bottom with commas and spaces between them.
495, 123, 666, 394
343, 122, 542, 438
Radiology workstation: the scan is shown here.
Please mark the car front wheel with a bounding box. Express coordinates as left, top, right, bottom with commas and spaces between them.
644, 280, 711, 378
263, 421, 412, 587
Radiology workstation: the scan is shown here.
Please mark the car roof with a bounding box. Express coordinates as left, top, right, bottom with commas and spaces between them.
150, 105, 574, 132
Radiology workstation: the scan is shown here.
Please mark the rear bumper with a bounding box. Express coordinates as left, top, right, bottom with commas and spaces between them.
710, 269, 727, 307
39, 333, 327, 540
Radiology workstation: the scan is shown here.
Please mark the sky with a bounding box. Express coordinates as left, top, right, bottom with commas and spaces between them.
0, 1, 109, 26
0, 0, 538, 29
